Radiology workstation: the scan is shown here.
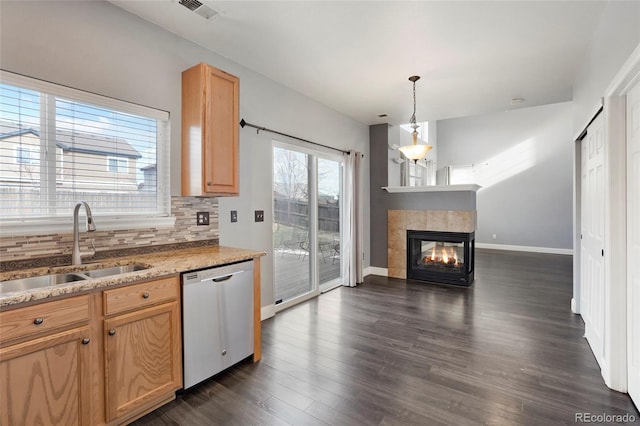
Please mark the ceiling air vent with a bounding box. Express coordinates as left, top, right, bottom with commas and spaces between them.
178, 0, 218, 20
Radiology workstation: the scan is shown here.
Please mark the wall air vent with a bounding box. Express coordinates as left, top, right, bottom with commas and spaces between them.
178, 0, 218, 20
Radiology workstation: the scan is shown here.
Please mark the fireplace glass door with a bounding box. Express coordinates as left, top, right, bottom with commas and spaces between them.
407, 231, 474, 286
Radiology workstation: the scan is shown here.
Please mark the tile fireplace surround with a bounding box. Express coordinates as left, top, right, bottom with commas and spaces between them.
388, 209, 477, 279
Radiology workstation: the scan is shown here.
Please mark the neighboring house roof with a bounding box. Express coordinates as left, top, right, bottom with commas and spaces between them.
0, 128, 40, 139
140, 164, 156, 171
0, 124, 142, 159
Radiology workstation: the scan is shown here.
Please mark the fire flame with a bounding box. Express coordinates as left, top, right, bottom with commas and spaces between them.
423, 245, 462, 266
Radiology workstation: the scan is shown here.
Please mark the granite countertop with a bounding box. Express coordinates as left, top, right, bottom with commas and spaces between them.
0, 245, 266, 307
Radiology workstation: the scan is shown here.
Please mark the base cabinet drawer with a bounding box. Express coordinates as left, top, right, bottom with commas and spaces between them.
0, 295, 89, 345
103, 277, 178, 316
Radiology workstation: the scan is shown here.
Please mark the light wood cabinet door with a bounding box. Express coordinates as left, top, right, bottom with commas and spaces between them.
103, 301, 181, 422
0, 327, 92, 426
182, 63, 239, 196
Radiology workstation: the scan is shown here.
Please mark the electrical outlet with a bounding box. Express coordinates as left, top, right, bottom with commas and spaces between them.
492, 233, 497, 239
230, 210, 238, 223
254, 210, 264, 222
197, 212, 210, 226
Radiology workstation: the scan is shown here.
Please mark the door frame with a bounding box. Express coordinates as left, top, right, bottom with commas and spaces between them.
271, 140, 345, 313
574, 42, 640, 392
625, 74, 640, 408
603, 42, 640, 392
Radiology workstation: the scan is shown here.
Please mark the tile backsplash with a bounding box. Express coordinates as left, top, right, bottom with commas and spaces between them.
0, 197, 219, 263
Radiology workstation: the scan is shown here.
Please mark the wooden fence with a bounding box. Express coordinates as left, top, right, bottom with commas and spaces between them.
0, 187, 158, 217
274, 197, 339, 232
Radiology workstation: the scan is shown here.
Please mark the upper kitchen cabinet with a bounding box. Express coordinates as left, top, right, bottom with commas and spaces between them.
182, 63, 239, 196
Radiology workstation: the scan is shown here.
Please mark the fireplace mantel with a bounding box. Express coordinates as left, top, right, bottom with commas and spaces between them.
382, 184, 481, 193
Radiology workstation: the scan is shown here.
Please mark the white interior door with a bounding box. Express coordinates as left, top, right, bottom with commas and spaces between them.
627, 80, 640, 406
581, 112, 606, 368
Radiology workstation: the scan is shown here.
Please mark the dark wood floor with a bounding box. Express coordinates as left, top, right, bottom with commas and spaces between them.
133, 249, 639, 425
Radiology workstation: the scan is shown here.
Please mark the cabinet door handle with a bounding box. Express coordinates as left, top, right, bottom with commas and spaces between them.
207, 181, 212, 186
82, 338, 90, 345
221, 349, 227, 356
33, 317, 44, 325
108, 329, 116, 336
142, 292, 150, 299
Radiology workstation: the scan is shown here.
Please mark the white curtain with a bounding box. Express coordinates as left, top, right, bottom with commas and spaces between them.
342, 151, 364, 287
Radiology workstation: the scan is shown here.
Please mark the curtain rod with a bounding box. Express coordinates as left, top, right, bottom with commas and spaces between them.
240, 119, 352, 155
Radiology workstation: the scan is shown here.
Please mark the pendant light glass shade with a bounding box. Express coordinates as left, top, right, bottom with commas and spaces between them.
399, 75, 431, 163
399, 135, 432, 161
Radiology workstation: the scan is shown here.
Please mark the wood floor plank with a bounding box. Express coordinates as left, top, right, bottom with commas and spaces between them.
133, 249, 640, 425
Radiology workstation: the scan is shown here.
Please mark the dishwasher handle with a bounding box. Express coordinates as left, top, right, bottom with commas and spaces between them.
213, 275, 232, 283
201, 270, 245, 283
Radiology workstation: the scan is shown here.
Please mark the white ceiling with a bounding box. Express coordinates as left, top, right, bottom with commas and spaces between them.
109, 0, 606, 125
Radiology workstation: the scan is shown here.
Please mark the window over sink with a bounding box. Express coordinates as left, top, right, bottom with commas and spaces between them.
0, 70, 172, 235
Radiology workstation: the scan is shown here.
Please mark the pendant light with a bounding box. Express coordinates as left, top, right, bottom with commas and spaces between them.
398, 75, 432, 163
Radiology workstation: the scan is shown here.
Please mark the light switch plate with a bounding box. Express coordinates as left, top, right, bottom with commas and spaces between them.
254, 210, 264, 222
231, 210, 238, 223
197, 212, 210, 226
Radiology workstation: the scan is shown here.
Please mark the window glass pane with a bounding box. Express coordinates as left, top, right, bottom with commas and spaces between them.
450, 165, 475, 184
0, 74, 167, 222
273, 145, 311, 302
0, 84, 42, 217
318, 157, 342, 287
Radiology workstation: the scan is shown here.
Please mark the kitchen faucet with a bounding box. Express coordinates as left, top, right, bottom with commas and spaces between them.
72, 201, 96, 265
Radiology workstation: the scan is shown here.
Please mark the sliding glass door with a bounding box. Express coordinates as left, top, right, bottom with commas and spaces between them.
273, 142, 343, 308
317, 157, 342, 292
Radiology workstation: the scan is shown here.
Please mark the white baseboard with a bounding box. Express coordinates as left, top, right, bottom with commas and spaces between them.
260, 304, 276, 321
365, 266, 388, 277
476, 243, 573, 255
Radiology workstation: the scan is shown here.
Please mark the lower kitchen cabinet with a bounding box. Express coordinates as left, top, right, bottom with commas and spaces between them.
0, 328, 92, 426
0, 275, 182, 426
0, 295, 93, 426
102, 276, 182, 424
104, 301, 181, 422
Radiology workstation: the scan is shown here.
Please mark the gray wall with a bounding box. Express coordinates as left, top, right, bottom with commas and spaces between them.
0, 0, 370, 310
370, 125, 390, 267
369, 124, 476, 268
573, 1, 640, 135
571, 2, 639, 310
437, 102, 574, 249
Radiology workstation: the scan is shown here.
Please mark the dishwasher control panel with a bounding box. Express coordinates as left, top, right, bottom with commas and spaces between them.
183, 260, 253, 284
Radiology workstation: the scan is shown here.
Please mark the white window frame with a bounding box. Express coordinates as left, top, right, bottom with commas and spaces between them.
107, 156, 128, 174
15, 146, 37, 165
0, 70, 174, 236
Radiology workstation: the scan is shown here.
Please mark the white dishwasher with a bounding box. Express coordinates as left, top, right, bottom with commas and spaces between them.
182, 260, 254, 389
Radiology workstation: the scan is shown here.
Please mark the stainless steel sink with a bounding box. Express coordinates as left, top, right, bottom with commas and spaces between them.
0, 273, 87, 295
0, 264, 149, 295
80, 264, 148, 278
